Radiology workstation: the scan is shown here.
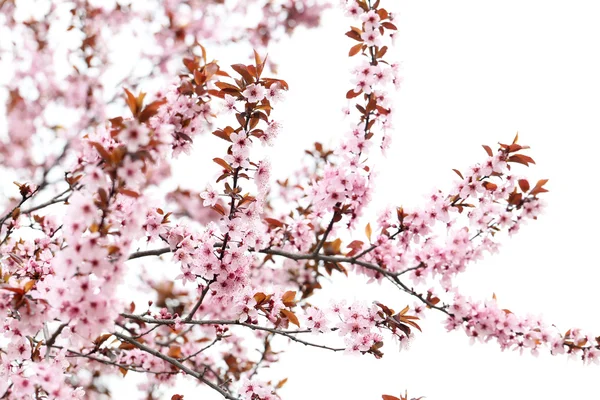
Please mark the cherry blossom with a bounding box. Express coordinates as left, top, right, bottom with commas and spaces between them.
0, 1, 593, 400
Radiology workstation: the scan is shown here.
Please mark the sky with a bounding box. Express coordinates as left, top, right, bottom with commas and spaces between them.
3, 0, 600, 399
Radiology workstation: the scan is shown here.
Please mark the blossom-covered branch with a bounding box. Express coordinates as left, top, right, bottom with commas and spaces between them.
1, 1, 596, 400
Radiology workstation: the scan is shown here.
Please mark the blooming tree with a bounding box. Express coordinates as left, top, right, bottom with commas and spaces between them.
0, 1, 597, 399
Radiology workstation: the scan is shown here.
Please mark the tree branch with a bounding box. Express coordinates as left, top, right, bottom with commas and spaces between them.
113, 331, 238, 400
127, 247, 172, 260
120, 313, 344, 352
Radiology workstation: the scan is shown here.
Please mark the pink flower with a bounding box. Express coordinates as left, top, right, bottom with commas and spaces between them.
200, 185, 219, 207
260, 120, 281, 145
361, 29, 382, 47
265, 82, 284, 103
230, 131, 250, 153
304, 306, 329, 334
223, 94, 237, 113
117, 157, 146, 190
242, 83, 266, 103
360, 10, 381, 31
119, 121, 151, 152
224, 150, 250, 169
344, 2, 361, 18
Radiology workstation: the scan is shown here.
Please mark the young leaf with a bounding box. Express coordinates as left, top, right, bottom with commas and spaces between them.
365, 222, 372, 242
482, 144, 494, 157
349, 43, 364, 57
280, 309, 300, 327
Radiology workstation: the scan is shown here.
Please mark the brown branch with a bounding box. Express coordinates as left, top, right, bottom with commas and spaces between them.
0, 186, 39, 226
39, 143, 70, 191
127, 247, 172, 260
248, 334, 273, 379
184, 278, 215, 322
157, 326, 195, 347
179, 335, 222, 362
20, 187, 72, 215
352, 227, 404, 261
124, 245, 450, 317
45, 322, 69, 352
113, 331, 238, 400
120, 313, 344, 352
63, 348, 178, 376
312, 210, 339, 255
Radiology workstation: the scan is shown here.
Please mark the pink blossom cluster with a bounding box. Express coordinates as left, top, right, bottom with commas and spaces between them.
1, 1, 595, 400
355, 147, 546, 290
286, 1, 402, 235
0, 352, 85, 399
241, 378, 281, 400
446, 292, 600, 364
333, 301, 385, 355
0, 0, 327, 176
149, 80, 216, 158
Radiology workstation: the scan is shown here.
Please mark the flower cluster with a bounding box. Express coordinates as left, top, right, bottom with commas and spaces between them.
446, 292, 600, 364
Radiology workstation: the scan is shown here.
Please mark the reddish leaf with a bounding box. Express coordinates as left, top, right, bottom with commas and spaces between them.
346, 89, 362, 99
213, 129, 232, 142
349, 43, 364, 57
247, 64, 258, 79
264, 217, 285, 228
253, 49, 263, 76
124, 88, 138, 116
182, 57, 199, 72
118, 342, 136, 350
215, 82, 240, 92
118, 188, 140, 198
345, 30, 362, 41
231, 64, 254, 83
377, 9, 389, 20
280, 309, 300, 327
194, 69, 206, 86
507, 154, 535, 166
167, 345, 182, 358
94, 333, 113, 346
138, 99, 167, 123
254, 292, 267, 304
507, 189, 523, 206
376, 45, 388, 59
518, 179, 530, 193
452, 169, 464, 180
482, 181, 498, 191
530, 179, 549, 196
482, 144, 493, 157
282, 291, 296, 307
211, 203, 226, 216
275, 378, 288, 389
90, 142, 112, 164
23, 280, 35, 292
213, 157, 233, 172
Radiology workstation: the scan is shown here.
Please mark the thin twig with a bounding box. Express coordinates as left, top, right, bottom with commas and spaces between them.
312, 211, 338, 255
121, 313, 343, 352
184, 278, 215, 321
20, 188, 72, 215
